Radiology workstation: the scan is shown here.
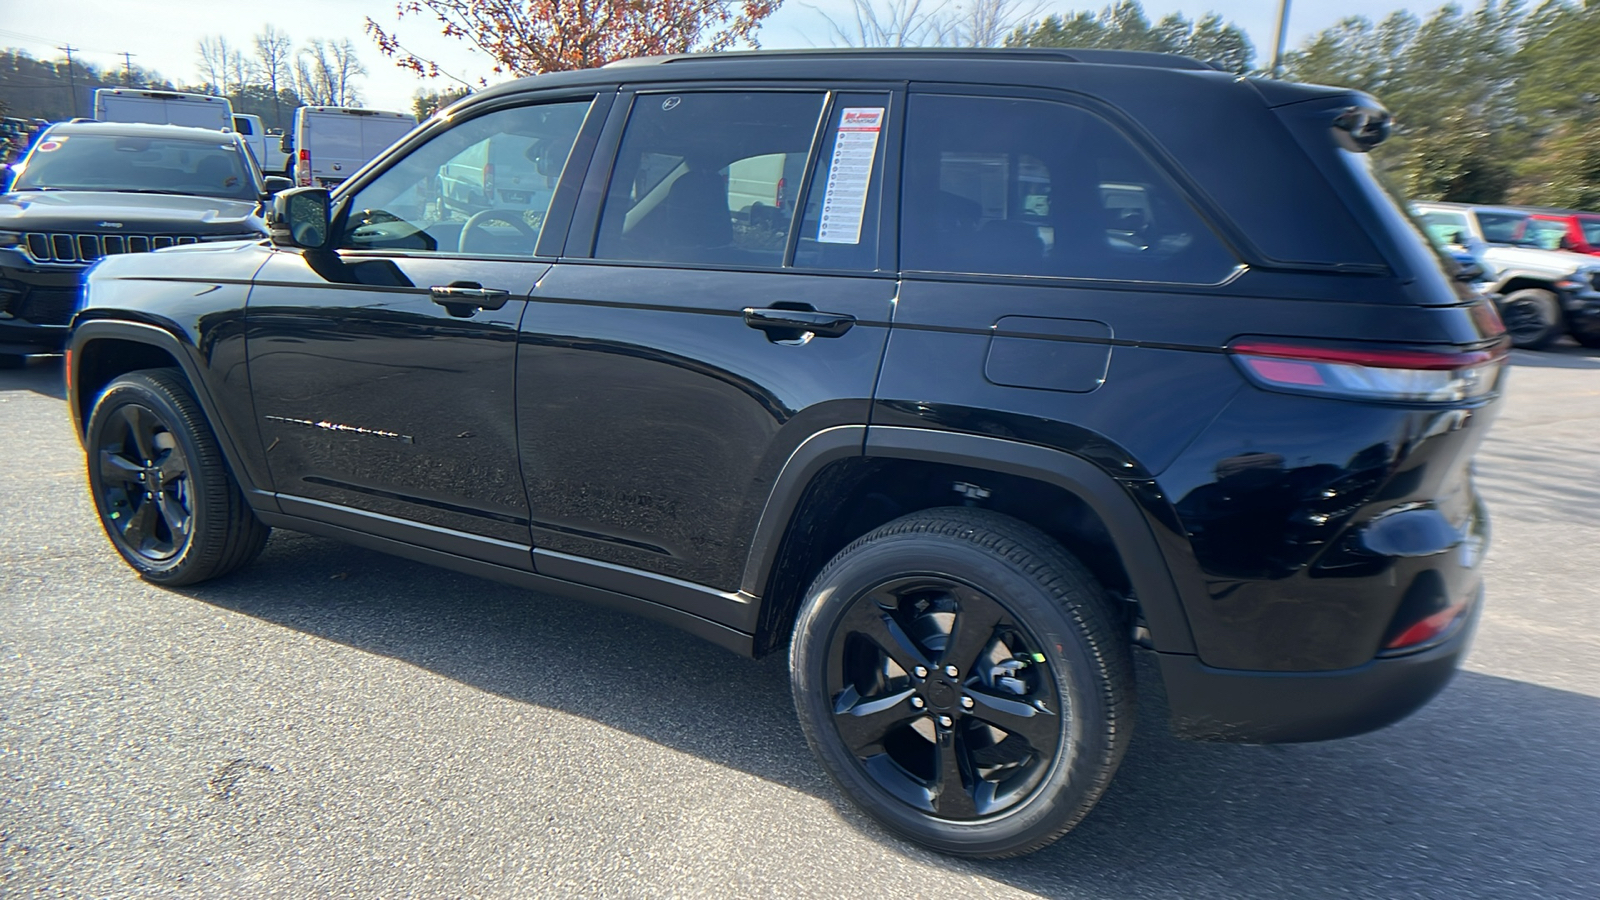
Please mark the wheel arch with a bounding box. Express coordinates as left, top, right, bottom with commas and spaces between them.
69, 320, 272, 508
741, 425, 1196, 658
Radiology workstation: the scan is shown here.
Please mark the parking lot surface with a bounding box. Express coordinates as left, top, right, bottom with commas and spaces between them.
3, 346, 1598, 899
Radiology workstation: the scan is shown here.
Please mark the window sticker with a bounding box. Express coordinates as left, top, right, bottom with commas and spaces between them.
817, 107, 883, 245
35, 138, 66, 152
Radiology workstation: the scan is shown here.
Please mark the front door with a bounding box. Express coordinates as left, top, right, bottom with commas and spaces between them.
517, 88, 900, 599
246, 97, 599, 562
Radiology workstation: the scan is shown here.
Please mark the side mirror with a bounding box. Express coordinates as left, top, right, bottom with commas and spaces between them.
278, 134, 293, 154
262, 175, 294, 196
1448, 230, 1466, 247
267, 187, 332, 250
1453, 259, 1486, 283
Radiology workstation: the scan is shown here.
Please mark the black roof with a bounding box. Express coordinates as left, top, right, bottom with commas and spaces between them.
48, 121, 243, 143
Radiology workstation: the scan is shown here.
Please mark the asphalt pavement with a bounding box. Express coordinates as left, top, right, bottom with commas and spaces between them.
2, 344, 1598, 899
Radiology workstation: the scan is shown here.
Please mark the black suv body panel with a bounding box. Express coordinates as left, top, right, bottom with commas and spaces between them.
69, 51, 1506, 747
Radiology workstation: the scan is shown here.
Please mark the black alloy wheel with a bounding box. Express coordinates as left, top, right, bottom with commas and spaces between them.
792, 508, 1134, 858
85, 369, 269, 585
96, 402, 193, 562
827, 575, 1062, 820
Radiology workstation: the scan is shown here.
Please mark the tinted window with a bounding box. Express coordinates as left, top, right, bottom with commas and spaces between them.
338, 100, 590, 256
901, 94, 1235, 283
233, 117, 254, 135
1474, 211, 1532, 246
13, 132, 257, 200
593, 92, 825, 268
794, 94, 891, 271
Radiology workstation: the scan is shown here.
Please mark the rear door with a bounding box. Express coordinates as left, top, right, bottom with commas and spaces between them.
246, 95, 603, 564
307, 112, 365, 184
518, 86, 900, 602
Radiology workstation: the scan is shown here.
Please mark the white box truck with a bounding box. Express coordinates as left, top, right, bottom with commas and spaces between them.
93, 89, 233, 131
287, 107, 417, 188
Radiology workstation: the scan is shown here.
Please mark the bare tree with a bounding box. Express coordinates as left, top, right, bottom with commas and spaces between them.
253, 26, 293, 122
813, 0, 957, 47
955, 0, 1044, 47
296, 38, 367, 107
196, 35, 246, 95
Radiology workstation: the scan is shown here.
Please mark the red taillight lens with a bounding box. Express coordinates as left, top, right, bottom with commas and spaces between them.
297, 149, 311, 187
1230, 339, 1507, 403
776, 176, 786, 210
1384, 600, 1469, 650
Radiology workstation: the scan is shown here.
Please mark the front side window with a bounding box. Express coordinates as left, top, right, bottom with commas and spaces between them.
593, 92, 825, 268
900, 94, 1236, 284
1474, 211, 1533, 247
338, 99, 591, 256
1416, 211, 1471, 247
1524, 218, 1570, 251
14, 132, 258, 200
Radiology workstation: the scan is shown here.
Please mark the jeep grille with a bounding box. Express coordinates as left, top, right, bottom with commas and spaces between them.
22, 232, 199, 265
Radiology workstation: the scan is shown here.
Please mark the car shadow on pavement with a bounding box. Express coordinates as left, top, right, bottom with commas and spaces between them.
1509, 342, 1600, 369
186, 531, 1598, 899
0, 355, 66, 399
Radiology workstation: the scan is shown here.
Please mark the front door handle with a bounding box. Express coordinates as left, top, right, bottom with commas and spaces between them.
431, 282, 511, 315
742, 307, 856, 342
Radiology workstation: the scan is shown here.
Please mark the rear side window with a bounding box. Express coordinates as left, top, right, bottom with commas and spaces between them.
900, 94, 1236, 284
1474, 211, 1532, 246
593, 92, 825, 268
1417, 210, 1470, 247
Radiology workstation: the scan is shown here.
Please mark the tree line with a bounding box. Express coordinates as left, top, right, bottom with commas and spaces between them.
0, 28, 369, 132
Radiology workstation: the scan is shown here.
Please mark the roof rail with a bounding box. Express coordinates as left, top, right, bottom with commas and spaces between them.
606, 47, 1218, 72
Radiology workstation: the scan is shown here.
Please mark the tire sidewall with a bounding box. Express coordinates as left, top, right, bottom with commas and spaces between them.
1501, 289, 1562, 349
86, 375, 210, 582
792, 527, 1117, 857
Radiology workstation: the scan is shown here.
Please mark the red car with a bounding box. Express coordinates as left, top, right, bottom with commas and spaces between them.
1525, 211, 1600, 255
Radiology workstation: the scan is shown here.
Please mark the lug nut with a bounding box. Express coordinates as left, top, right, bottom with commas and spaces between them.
945, 665, 959, 678
961, 696, 974, 709
937, 715, 953, 728
910, 696, 924, 709
913, 666, 927, 679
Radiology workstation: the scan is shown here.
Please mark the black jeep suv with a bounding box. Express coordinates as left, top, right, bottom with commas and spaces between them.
0, 121, 276, 365
66, 49, 1507, 858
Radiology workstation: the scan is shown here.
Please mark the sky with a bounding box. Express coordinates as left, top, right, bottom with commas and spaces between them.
1, 0, 1427, 113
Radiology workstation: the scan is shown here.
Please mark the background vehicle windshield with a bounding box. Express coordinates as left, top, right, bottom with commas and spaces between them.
1583, 220, 1600, 247
1476, 211, 1537, 247
12, 133, 256, 200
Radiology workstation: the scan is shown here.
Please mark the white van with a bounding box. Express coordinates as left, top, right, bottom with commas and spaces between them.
94, 89, 232, 131
288, 107, 417, 188
232, 114, 290, 175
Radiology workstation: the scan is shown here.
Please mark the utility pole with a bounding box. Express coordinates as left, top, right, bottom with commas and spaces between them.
58, 44, 80, 117
1270, 0, 1292, 79
120, 51, 137, 86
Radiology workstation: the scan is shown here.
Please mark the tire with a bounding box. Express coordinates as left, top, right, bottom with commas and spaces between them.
790, 507, 1134, 858
85, 368, 269, 585
1499, 289, 1564, 350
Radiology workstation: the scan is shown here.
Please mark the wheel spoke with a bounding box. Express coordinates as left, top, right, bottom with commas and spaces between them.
120, 406, 157, 462
120, 499, 157, 548
940, 587, 1005, 676
967, 687, 1061, 753
833, 685, 920, 756
932, 729, 978, 818
155, 452, 187, 487
157, 493, 190, 538
846, 600, 934, 677
99, 450, 143, 485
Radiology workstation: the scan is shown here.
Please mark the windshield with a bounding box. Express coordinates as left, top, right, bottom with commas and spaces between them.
1583, 220, 1600, 248
13, 133, 257, 200
1475, 211, 1538, 247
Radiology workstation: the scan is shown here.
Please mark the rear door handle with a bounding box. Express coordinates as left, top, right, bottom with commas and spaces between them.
431, 282, 511, 313
742, 307, 856, 340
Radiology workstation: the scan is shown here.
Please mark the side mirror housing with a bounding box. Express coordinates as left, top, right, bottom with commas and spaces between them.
278, 133, 293, 154
262, 175, 294, 196
266, 187, 332, 250
1453, 259, 1486, 283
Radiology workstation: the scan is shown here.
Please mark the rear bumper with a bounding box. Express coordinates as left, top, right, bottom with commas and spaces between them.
1156, 587, 1481, 743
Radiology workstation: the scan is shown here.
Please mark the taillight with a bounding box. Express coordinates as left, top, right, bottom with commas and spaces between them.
776, 176, 786, 210
1384, 601, 1469, 650
1229, 339, 1507, 403
297, 149, 310, 187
